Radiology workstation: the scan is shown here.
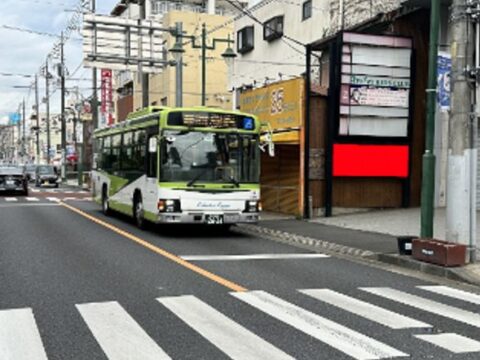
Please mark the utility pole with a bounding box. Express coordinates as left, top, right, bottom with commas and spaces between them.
140, 0, 149, 107
91, 0, 98, 130
34, 74, 40, 164
175, 22, 183, 107
22, 99, 26, 161
420, 0, 440, 238
45, 58, 51, 164
60, 32, 67, 181
446, 0, 476, 261
201, 23, 207, 106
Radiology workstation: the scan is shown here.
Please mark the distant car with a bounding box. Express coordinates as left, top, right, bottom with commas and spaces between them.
25, 164, 37, 182
0, 165, 29, 195
35, 165, 60, 188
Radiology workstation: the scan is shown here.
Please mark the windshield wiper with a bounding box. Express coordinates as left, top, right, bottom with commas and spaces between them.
187, 168, 210, 187
226, 175, 240, 188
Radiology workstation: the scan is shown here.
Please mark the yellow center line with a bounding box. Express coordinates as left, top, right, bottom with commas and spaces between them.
59, 201, 247, 293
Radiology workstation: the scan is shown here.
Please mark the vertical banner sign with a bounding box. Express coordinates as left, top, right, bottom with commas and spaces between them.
437, 52, 451, 112
333, 32, 413, 177
101, 69, 113, 126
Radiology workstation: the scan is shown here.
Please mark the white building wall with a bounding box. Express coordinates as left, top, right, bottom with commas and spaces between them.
232, 0, 331, 90
232, 0, 407, 91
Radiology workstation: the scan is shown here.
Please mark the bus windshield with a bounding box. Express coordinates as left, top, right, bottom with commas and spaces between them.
160, 130, 260, 185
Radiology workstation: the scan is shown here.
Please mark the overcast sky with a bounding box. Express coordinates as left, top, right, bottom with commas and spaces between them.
0, 0, 118, 125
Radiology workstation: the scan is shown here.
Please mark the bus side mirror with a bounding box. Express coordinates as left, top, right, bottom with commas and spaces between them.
149, 137, 158, 153
260, 122, 275, 157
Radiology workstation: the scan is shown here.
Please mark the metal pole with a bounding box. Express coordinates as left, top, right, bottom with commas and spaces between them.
420, 0, 440, 238
175, 22, 183, 107
201, 23, 207, 106
34, 74, 40, 164
60, 32, 67, 182
45, 58, 51, 165
140, 0, 149, 107
446, 0, 476, 258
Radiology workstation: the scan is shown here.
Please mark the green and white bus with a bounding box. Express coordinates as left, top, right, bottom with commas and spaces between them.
92, 106, 262, 228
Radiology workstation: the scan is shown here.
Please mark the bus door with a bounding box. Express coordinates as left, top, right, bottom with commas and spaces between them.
144, 127, 159, 213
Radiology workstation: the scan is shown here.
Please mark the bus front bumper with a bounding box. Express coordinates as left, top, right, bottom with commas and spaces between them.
155, 212, 259, 224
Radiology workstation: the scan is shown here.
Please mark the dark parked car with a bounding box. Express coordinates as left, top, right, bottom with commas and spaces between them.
25, 164, 37, 182
0, 165, 29, 195
35, 165, 60, 188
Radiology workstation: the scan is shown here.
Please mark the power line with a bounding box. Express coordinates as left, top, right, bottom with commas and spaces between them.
0, 72, 34, 78
0, 24, 59, 38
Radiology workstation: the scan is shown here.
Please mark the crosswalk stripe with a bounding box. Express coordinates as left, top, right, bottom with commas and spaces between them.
76, 301, 171, 360
158, 295, 293, 360
300, 289, 431, 329
26, 197, 39, 202
417, 285, 480, 305
4, 197, 17, 202
232, 291, 408, 360
360, 287, 480, 328
46, 197, 60, 202
414, 333, 480, 353
0, 308, 48, 360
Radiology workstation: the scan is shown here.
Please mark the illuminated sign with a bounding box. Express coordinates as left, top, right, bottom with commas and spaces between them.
167, 111, 256, 130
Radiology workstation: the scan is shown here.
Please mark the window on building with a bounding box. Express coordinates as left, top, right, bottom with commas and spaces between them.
302, 0, 312, 20
237, 26, 254, 54
264, 16, 284, 41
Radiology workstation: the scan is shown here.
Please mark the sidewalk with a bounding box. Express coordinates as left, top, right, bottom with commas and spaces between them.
237, 208, 480, 287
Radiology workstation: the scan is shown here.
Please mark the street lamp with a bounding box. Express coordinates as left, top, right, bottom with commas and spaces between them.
169, 22, 237, 106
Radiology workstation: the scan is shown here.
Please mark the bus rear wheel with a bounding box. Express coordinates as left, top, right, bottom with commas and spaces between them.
134, 195, 146, 230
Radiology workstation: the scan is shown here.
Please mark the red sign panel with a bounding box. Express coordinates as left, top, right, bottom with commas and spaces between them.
333, 144, 409, 178
101, 69, 113, 126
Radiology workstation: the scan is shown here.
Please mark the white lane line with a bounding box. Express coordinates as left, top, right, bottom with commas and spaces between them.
158, 295, 293, 360
232, 290, 407, 360
46, 197, 60, 202
180, 253, 330, 261
300, 289, 431, 329
4, 197, 17, 202
0, 308, 48, 360
360, 287, 480, 328
0, 203, 59, 207
417, 285, 480, 305
414, 333, 480, 354
26, 197, 39, 202
76, 301, 171, 360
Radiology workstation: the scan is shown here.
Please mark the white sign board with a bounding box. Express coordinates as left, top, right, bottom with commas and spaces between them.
82, 14, 167, 73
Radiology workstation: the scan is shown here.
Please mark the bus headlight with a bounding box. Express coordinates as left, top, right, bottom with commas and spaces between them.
158, 199, 181, 213
245, 200, 261, 212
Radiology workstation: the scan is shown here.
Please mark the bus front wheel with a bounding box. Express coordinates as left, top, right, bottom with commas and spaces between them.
134, 195, 146, 230
102, 186, 110, 216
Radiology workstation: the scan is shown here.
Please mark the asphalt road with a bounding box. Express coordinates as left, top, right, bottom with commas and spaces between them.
1, 192, 480, 359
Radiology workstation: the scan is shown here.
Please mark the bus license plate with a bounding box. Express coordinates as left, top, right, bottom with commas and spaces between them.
205, 215, 224, 225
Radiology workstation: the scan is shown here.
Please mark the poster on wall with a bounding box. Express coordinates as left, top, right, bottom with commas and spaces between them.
437, 52, 451, 112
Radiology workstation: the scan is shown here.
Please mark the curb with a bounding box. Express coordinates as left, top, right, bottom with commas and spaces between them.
235, 224, 377, 258
235, 223, 480, 288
